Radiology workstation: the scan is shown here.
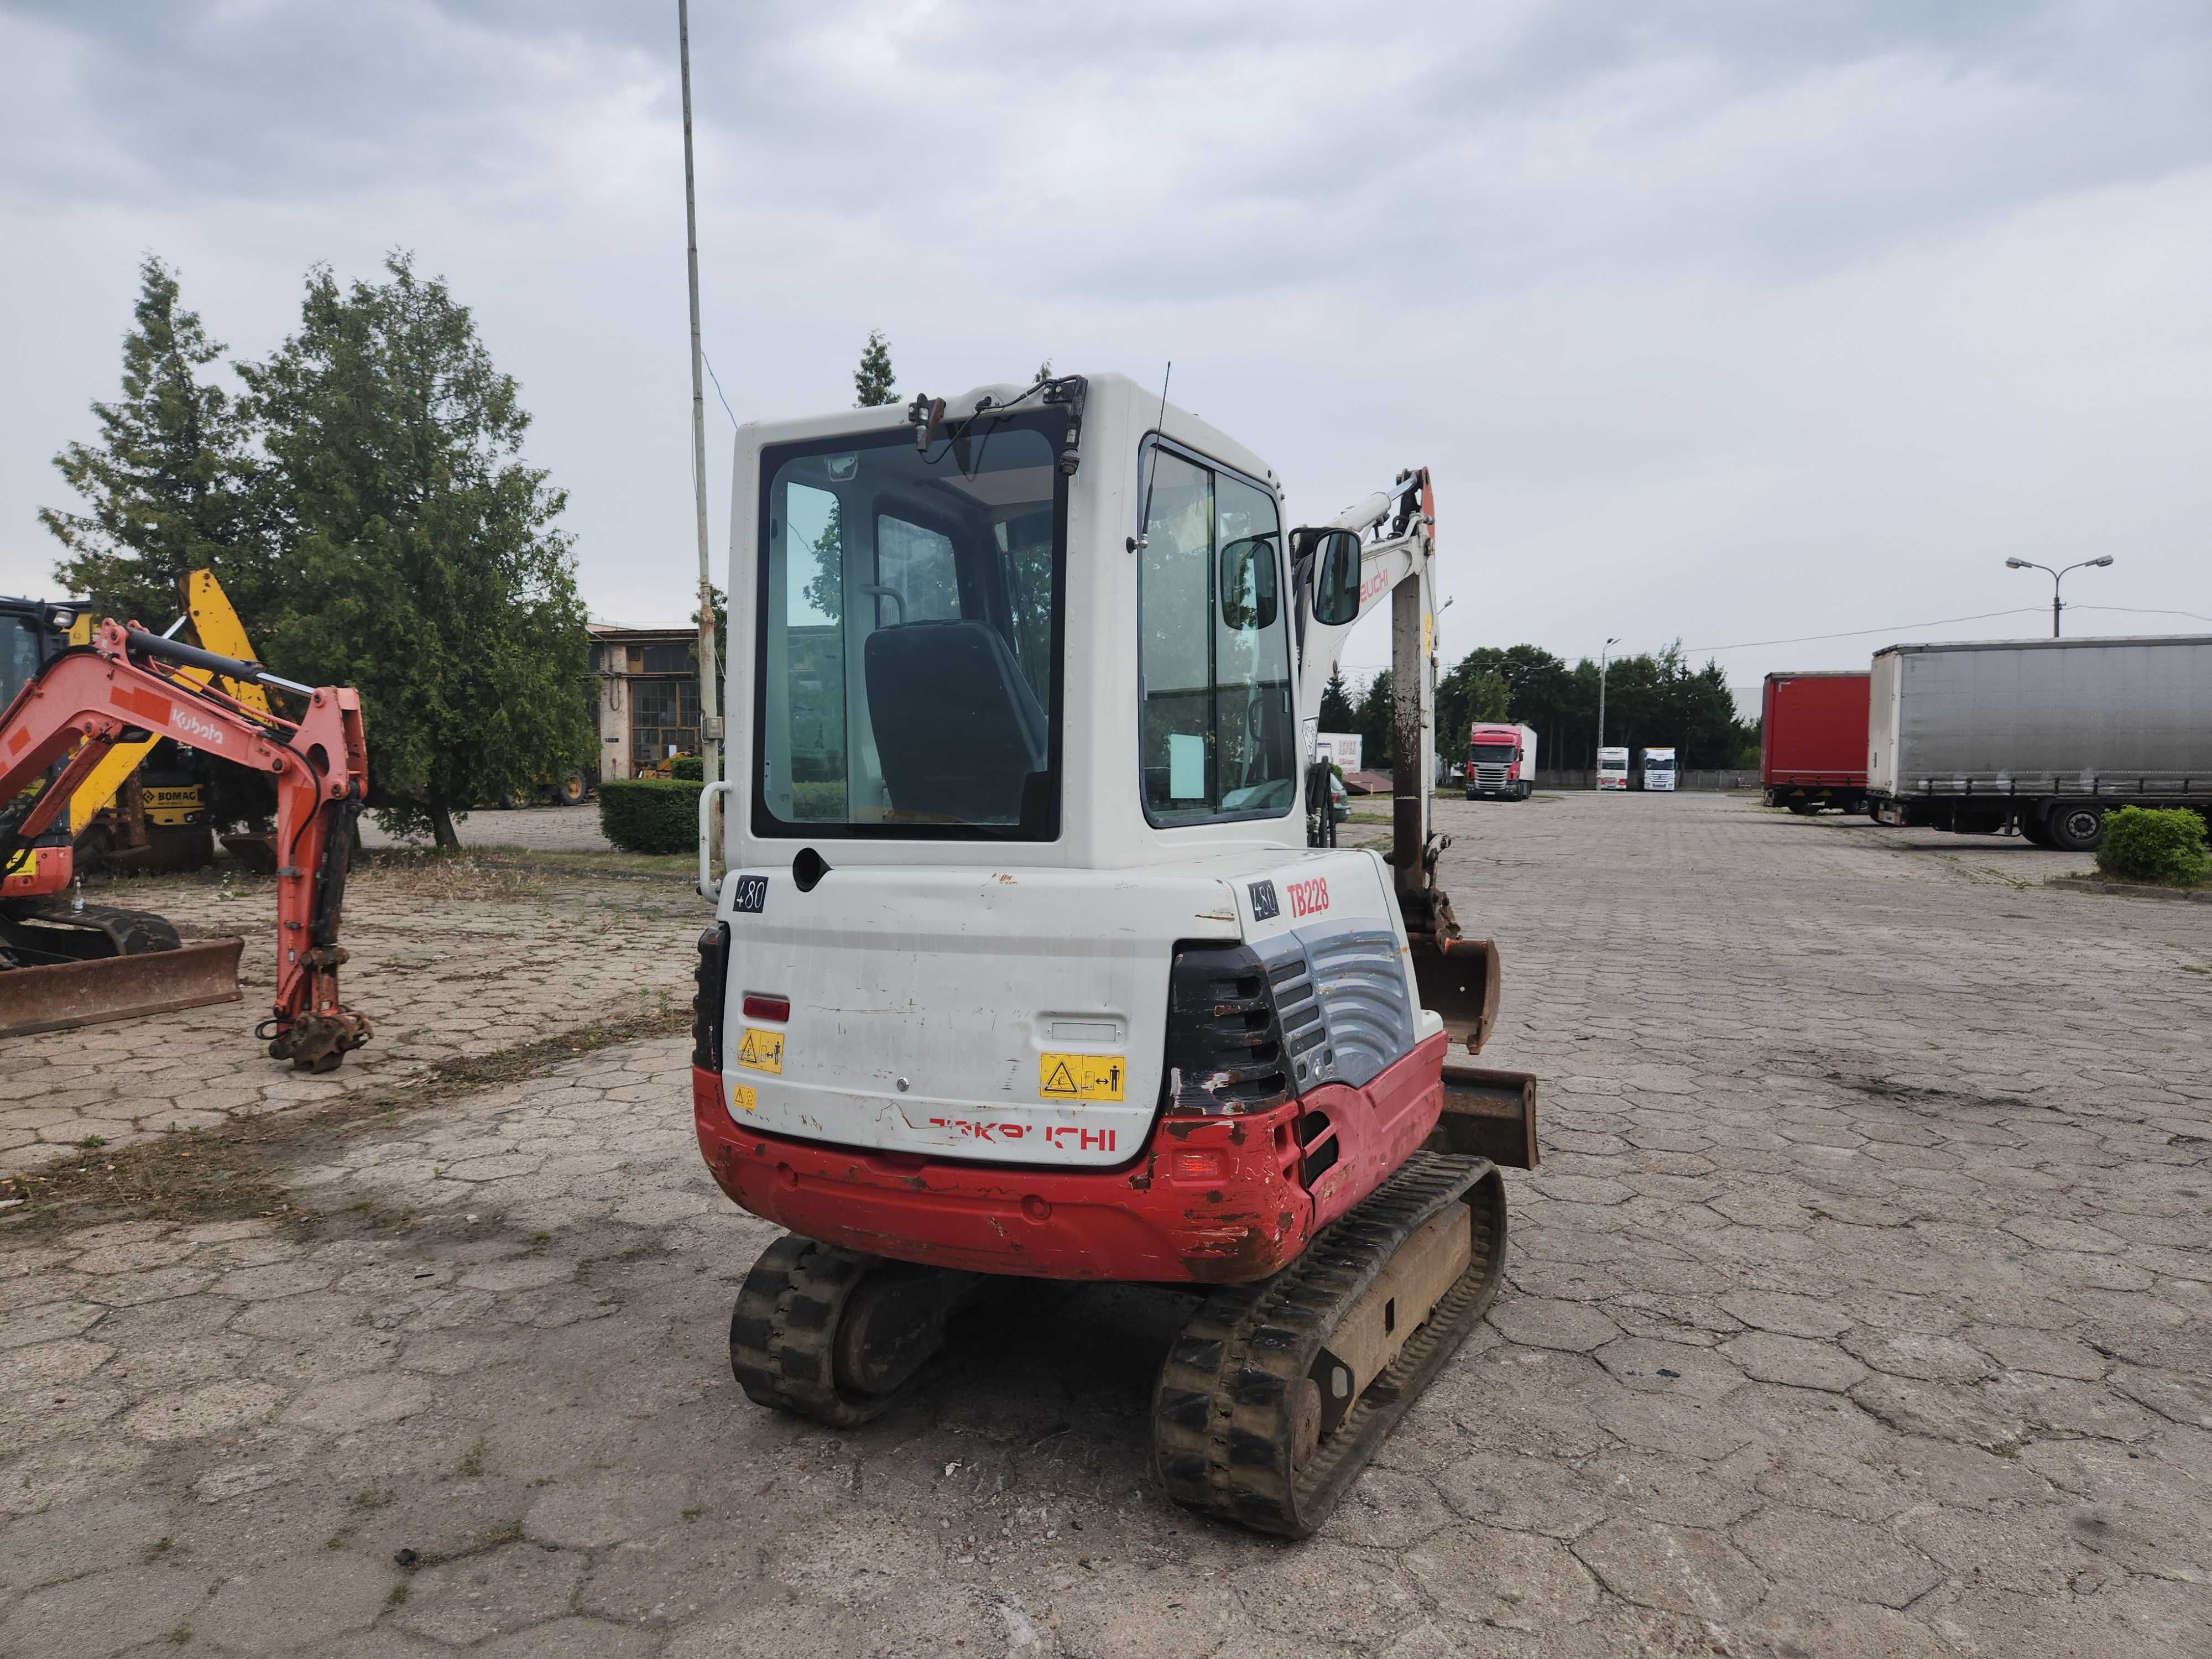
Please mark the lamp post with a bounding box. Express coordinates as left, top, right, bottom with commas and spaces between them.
2006, 556, 2114, 638
1597, 637, 1621, 764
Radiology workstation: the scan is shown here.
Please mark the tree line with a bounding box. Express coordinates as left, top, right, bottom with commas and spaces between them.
1322, 644, 1754, 774
42, 255, 593, 846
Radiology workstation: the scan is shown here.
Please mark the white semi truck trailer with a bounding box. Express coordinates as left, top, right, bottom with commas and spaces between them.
1867, 635, 2212, 851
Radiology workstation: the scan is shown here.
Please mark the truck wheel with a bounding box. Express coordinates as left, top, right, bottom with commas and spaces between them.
2018, 811, 2053, 848
2046, 804, 2105, 852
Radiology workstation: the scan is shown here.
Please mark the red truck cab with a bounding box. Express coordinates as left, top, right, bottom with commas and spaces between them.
1762, 671, 1870, 814
1465, 722, 1536, 801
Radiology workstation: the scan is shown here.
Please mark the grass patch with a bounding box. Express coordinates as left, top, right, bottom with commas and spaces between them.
0, 1004, 690, 1235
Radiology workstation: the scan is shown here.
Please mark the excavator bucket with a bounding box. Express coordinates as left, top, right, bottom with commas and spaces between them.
0, 937, 243, 1039
1407, 932, 1501, 1054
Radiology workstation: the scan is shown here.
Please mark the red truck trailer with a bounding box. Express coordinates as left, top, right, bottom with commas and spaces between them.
1762, 670, 1870, 814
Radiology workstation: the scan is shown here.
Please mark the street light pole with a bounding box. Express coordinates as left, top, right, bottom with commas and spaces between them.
1597, 636, 1621, 763
2005, 556, 2114, 638
678, 1, 723, 818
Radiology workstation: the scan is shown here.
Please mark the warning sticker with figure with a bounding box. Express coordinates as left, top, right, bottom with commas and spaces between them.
1038, 1053, 1125, 1102
733, 1028, 784, 1075
728, 1082, 758, 1114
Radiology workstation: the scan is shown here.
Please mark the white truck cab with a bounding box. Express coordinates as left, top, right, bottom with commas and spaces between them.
1597, 747, 1629, 790
1637, 746, 1678, 791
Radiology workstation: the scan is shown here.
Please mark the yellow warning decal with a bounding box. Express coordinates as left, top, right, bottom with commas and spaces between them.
733, 1028, 784, 1075
729, 1082, 758, 1114
1039, 1052, 1125, 1102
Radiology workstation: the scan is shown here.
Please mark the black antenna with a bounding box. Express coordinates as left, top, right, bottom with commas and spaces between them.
1126, 361, 1172, 554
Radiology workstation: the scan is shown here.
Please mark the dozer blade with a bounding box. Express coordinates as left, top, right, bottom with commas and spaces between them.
0, 937, 244, 1039
1429, 1062, 1541, 1171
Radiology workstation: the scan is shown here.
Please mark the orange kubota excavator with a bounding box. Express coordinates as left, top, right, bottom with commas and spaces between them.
0, 617, 372, 1071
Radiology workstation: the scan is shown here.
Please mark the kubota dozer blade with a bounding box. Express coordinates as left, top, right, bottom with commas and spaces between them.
0, 938, 244, 1039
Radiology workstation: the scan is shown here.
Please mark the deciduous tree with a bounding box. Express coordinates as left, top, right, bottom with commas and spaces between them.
854, 331, 897, 408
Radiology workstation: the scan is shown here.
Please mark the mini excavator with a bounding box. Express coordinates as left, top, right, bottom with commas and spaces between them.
0, 613, 372, 1071
690, 374, 1537, 1535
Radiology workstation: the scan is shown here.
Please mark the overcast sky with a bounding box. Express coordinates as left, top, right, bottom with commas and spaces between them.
3, 0, 2207, 691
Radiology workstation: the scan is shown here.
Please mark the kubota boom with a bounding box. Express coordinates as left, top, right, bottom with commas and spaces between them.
0, 620, 372, 1071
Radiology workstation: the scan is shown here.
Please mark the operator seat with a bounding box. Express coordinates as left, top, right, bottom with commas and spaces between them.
864, 620, 1047, 825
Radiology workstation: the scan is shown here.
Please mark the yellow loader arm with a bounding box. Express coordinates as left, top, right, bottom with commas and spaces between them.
67, 570, 269, 834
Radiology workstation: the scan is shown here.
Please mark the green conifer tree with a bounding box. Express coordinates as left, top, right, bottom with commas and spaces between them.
41, 255, 267, 625
241, 254, 593, 847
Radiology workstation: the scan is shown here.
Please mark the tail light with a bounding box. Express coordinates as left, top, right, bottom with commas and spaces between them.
692, 924, 730, 1071
1160, 943, 1291, 1116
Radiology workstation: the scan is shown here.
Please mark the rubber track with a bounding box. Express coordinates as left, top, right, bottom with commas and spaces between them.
1, 901, 182, 958
1151, 1151, 1508, 1537
728, 1234, 895, 1429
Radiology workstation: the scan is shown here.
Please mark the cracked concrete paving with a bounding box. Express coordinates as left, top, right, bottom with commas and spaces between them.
2, 791, 2209, 1657
2, 855, 701, 1163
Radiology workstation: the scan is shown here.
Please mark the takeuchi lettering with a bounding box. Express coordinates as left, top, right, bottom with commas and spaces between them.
926, 1118, 1116, 1152
1287, 877, 1330, 917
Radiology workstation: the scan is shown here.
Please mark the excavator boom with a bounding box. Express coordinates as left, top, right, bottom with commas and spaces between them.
0, 620, 372, 1069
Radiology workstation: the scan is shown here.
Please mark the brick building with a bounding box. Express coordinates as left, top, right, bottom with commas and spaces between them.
588, 620, 702, 779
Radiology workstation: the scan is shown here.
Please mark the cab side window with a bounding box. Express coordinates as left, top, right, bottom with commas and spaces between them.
1138, 444, 1296, 823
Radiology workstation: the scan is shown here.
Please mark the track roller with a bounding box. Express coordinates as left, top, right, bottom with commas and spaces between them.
1151, 1151, 1507, 1537
730, 1234, 985, 1428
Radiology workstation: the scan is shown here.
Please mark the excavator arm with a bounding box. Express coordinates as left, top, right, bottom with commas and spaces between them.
64, 569, 272, 838
0, 620, 372, 1071
1292, 468, 1499, 1050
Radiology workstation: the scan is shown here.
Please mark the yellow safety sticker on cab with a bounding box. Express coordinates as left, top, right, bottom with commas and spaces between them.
733, 1028, 784, 1075
728, 1082, 758, 1114
1039, 1052, 1125, 1102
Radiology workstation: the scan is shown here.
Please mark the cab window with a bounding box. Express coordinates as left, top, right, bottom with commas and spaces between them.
1138, 442, 1295, 824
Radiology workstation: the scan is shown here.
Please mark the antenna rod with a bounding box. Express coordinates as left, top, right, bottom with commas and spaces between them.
677, 1, 723, 815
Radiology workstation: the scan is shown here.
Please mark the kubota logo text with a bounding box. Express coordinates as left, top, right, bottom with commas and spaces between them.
172, 711, 226, 747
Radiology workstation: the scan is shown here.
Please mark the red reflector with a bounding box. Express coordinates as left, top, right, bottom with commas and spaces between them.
1172, 1151, 1224, 1181
742, 994, 790, 1022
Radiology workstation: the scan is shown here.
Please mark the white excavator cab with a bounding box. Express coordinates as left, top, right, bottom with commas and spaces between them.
695, 372, 1530, 1537
708, 373, 1486, 1170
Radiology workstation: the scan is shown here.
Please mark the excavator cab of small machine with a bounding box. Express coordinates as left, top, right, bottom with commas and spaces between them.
693, 371, 1536, 1536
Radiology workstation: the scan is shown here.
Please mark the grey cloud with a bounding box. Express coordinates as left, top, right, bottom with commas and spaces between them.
2, 0, 2205, 680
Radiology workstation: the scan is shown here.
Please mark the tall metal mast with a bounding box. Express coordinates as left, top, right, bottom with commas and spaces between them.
679, 0, 723, 810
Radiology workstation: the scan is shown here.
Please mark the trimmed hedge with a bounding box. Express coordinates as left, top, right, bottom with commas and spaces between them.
2096, 805, 2211, 885
669, 755, 705, 782
598, 777, 704, 854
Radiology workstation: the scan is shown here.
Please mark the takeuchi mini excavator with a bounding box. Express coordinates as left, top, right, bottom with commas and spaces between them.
689, 373, 1538, 1536
0, 615, 372, 1071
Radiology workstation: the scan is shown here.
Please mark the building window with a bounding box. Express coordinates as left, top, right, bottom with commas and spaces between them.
630, 677, 700, 769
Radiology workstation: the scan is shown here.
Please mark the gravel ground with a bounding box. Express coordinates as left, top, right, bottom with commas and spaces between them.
2, 791, 2206, 1658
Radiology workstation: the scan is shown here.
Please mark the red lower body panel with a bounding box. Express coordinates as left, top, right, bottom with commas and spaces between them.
691, 1033, 1450, 1286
